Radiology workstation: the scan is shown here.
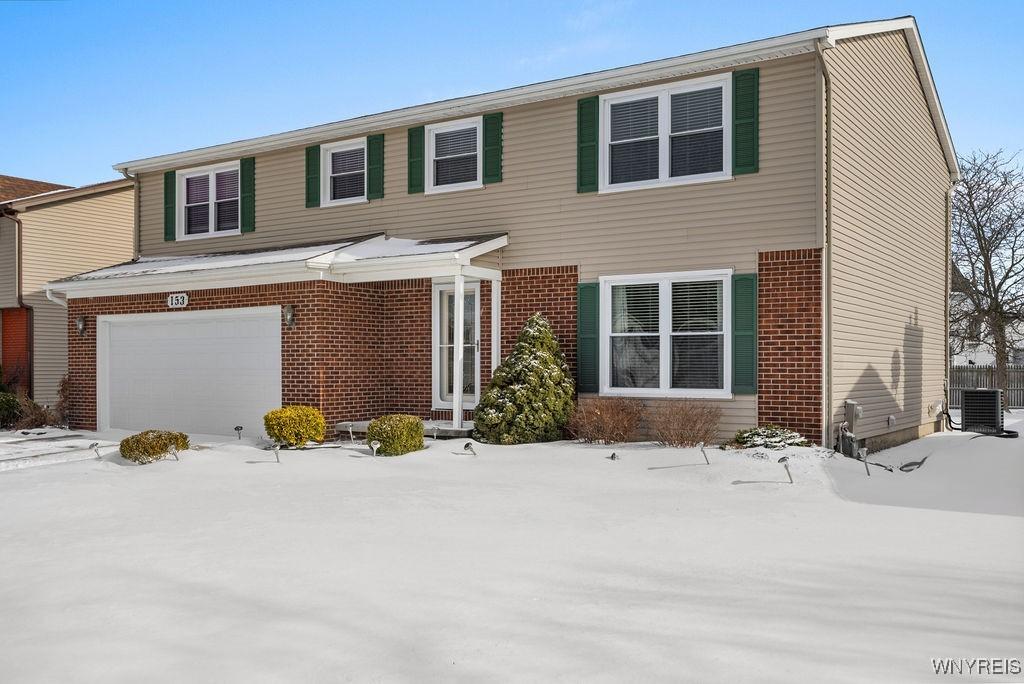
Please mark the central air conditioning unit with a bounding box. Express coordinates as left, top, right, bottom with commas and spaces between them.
961, 388, 1003, 434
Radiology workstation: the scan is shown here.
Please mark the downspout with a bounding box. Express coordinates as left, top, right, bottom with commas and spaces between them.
815, 38, 834, 448
943, 185, 953, 427
1, 206, 35, 398
119, 168, 140, 258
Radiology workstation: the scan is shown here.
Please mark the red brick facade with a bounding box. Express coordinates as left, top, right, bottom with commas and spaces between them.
757, 248, 823, 440
66, 266, 577, 434
1, 307, 32, 394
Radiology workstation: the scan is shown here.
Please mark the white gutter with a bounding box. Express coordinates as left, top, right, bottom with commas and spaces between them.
45, 285, 67, 309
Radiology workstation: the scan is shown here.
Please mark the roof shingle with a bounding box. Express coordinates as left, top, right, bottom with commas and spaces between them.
0, 175, 70, 203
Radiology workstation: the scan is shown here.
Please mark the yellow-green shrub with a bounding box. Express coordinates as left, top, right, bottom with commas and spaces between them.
366, 414, 424, 456
264, 405, 326, 447
119, 430, 190, 464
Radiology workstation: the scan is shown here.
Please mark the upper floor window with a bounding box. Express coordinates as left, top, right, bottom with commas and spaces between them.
599, 73, 732, 193
321, 139, 366, 206
426, 117, 482, 194
177, 162, 240, 239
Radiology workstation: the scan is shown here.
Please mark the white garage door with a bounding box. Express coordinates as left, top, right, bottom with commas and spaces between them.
99, 307, 282, 437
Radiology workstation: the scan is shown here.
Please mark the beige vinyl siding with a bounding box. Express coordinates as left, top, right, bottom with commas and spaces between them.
138, 54, 820, 281
0, 217, 18, 309
825, 31, 950, 441
20, 187, 135, 405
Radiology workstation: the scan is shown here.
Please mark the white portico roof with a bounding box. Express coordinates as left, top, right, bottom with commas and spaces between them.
47, 233, 508, 299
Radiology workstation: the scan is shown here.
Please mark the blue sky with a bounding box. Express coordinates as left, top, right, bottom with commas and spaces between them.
2, 0, 1021, 186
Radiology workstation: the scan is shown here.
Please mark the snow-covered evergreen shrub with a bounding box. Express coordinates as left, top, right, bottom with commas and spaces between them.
264, 405, 327, 447
474, 313, 575, 444
366, 414, 423, 456
567, 397, 644, 443
119, 430, 190, 464
734, 424, 809, 450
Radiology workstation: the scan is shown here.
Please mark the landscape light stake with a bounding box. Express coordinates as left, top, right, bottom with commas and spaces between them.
89, 442, 101, 459
432, 426, 439, 440
859, 447, 870, 477
168, 445, 179, 461
698, 442, 710, 465
273, 444, 280, 463
234, 426, 243, 441
464, 442, 476, 456
370, 440, 381, 457
778, 456, 793, 484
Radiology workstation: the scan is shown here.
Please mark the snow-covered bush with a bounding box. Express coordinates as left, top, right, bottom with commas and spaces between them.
119, 430, 190, 464
366, 414, 423, 456
734, 424, 809, 450
0, 392, 19, 429
567, 397, 643, 443
473, 313, 575, 444
264, 405, 326, 447
651, 401, 722, 447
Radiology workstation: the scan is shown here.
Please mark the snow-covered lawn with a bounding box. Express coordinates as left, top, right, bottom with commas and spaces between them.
0, 427, 1021, 682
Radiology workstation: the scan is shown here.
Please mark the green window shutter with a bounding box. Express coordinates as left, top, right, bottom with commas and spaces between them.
732, 68, 759, 175
577, 96, 599, 193
732, 273, 758, 394
407, 126, 425, 194
240, 157, 255, 232
163, 170, 176, 242
482, 112, 503, 184
305, 145, 320, 208
576, 282, 600, 392
367, 134, 385, 200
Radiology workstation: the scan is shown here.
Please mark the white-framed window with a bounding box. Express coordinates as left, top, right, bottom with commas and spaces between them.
431, 281, 480, 408
425, 117, 483, 194
599, 269, 732, 398
320, 139, 367, 206
177, 161, 241, 239
599, 73, 732, 193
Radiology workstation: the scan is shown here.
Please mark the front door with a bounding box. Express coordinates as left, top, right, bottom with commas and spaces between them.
434, 282, 479, 409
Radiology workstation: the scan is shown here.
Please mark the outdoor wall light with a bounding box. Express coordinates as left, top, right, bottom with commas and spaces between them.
283, 305, 296, 328
75, 316, 87, 336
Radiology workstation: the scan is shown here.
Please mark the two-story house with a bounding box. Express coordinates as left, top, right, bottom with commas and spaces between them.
1, 178, 135, 406
47, 17, 957, 450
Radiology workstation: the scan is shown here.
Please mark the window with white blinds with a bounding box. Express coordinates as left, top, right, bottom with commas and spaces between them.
426, 117, 482, 194
320, 139, 367, 206
600, 270, 732, 397
178, 162, 240, 238
599, 73, 731, 192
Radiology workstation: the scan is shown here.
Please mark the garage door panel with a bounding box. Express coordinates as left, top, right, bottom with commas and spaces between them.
103, 309, 282, 437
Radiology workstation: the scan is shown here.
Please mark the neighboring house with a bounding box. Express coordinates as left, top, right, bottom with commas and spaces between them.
47, 17, 956, 450
1, 179, 135, 406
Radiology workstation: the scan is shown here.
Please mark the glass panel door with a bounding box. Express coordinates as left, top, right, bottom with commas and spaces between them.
438, 286, 478, 404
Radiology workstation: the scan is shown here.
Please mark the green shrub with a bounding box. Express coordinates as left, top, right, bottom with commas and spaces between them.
366, 414, 424, 456
474, 313, 575, 444
119, 430, 190, 464
734, 424, 809, 450
0, 392, 19, 429
263, 405, 327, 447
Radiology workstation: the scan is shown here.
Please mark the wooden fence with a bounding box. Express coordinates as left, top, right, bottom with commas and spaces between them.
948, 365, 1024, 408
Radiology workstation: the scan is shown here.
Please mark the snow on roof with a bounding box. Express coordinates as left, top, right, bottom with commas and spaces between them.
56, 233, 507, 283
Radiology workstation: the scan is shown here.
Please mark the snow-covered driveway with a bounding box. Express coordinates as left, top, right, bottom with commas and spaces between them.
0, 432, 1021, 682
